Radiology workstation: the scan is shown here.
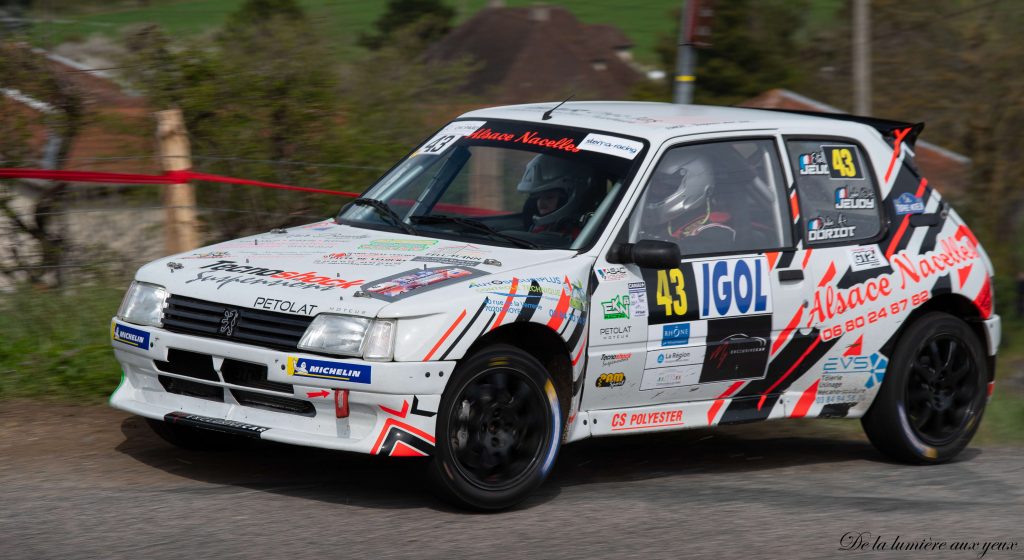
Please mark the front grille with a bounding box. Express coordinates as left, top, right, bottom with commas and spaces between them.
230, 389, 315, 416
159, 375, 224, 402
162, 295, 314, 351
155, 348, 219, 381
221, 358, 291, 394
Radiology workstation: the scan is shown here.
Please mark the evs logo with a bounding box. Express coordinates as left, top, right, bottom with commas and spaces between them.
287, 356, 371, 384
823, 353, 888, 388
661, 323, 691, 347
696, 257, 771, 319
111, 322, 151, 349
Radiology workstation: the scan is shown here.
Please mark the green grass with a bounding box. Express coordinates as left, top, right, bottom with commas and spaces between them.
27, 0, 683, 65
0, 282, 127, 403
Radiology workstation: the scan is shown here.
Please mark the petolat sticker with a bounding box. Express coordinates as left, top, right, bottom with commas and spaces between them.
807, 214, 856, 242
287, 356, 371, 384
834, 185, 875, 209
692, 257, 771, 319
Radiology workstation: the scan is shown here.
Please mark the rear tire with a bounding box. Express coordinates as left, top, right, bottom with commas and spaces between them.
861, 312, 988, 463
427, 344, 563, 511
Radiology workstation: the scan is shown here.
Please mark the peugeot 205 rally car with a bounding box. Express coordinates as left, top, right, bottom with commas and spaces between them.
110, 102, 999, 510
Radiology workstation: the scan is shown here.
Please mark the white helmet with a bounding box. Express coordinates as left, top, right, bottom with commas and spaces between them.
644, 150, 714, 226
517, 154, 589, 226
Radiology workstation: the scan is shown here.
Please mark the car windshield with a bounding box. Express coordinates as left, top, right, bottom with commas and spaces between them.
337, 119, 648, 250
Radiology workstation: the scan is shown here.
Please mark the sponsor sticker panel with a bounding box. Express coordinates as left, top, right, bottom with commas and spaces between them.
112, 321, 151, 349
640, 363, 702, 391
287, 356, 371, 384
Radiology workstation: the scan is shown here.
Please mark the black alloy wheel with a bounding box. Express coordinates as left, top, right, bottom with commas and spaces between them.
905, 335, 981, 446
428, 344, 563, 510
862, 312, 988, 464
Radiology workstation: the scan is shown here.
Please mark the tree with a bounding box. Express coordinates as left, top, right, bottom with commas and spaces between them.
0, 41, 85, 286
121, 0, 474, 241
358, 0, 455, 51
652, 0, 809, 105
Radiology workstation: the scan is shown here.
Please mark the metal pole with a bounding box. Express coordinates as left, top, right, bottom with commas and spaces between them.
673, 0, 696, 104
853, 0, 871, 115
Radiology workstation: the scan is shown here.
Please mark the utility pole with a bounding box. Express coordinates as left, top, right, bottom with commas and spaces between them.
673, 0, 696, 104
853, 0, 871, 115
156, 108, 199, 254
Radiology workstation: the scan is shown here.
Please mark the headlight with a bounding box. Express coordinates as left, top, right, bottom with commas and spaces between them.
117, 281, 169, 327
362, 319, 396, 361
299, 314, 372, 356
298, 315, 397, 361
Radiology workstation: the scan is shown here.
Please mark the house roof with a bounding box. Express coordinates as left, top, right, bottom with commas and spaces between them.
425, 5, 643, 103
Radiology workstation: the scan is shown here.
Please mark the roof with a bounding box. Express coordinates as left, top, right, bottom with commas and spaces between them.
461, 101, 874, 144
425, 6, 643, 102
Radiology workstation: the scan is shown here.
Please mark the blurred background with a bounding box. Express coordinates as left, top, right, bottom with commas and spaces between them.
0, 0, 1020, 442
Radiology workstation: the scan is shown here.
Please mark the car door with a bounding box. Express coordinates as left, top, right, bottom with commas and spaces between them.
777, 137, 889, 411
585, 136, 795, 411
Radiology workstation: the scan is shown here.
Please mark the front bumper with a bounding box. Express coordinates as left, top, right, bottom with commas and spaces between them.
109, 319, 453, 455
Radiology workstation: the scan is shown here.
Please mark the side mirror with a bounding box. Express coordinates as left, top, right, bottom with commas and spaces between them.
608, 240, 681, 269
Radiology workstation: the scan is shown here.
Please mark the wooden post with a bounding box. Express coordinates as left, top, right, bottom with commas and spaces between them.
156, 108, 199, 254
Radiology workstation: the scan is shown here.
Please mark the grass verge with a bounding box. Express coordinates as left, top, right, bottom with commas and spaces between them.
0, 282, 126, 403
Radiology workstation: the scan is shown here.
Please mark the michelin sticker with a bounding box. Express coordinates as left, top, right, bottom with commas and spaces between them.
577, 133, 644, 160
111, 322, 151, 350
287, 356, 371, 384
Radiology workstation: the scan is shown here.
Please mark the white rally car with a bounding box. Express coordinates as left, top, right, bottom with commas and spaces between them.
111, 102, 999, 510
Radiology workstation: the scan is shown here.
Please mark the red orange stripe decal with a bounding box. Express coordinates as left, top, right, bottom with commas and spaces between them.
771, 306, 804, 355
760, 335, 822, 406
423, 309, 467, 361
707, 380, 744, 424
490, 277, 519, 331
790, 380, 820, 418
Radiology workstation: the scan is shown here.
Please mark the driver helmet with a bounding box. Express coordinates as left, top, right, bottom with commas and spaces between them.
516, 154, 589, 227
643, 149, 714, 227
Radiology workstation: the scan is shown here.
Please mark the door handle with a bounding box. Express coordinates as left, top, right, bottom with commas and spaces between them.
778, 269, 804, 282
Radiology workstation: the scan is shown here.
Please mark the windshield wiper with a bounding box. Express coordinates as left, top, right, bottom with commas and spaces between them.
410, 214, 539, 249
349, 198, 417, 235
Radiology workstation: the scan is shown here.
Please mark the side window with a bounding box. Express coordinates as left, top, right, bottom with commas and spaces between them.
786, 139, 882, 245
628, 139, 792, 256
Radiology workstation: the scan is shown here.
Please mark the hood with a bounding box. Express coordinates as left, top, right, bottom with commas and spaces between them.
136, 220, 574, 319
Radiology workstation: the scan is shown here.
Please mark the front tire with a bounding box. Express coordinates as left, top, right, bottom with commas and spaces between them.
861, 312, 988, 463
428, 344, 563, 511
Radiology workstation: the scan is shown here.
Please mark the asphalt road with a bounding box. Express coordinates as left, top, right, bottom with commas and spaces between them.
1, 401, 1022, 560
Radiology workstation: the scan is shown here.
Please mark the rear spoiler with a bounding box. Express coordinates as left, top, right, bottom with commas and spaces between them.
761, 108, 926, 148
